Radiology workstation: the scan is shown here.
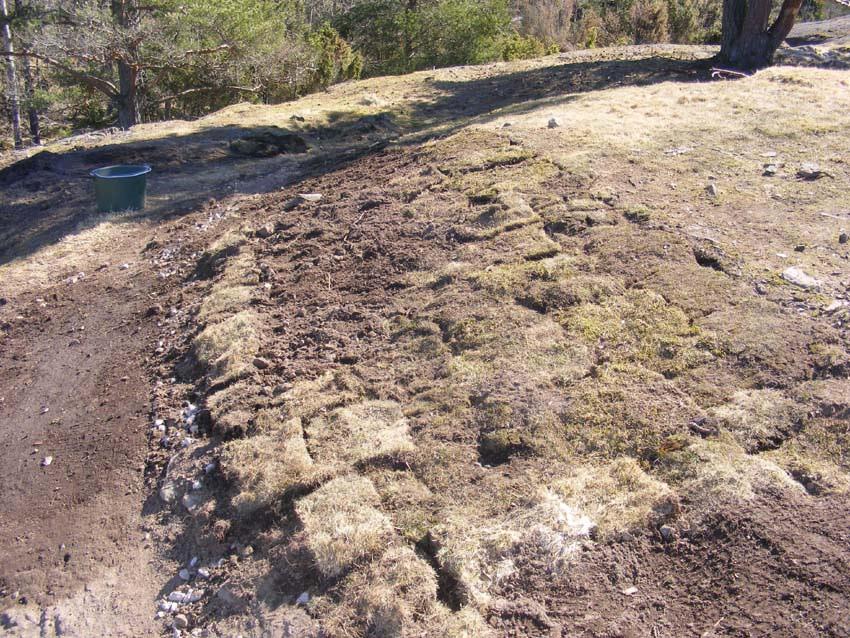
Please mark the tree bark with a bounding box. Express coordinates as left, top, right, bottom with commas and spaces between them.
14, 0, 39, 144
719, 0, 804, 69
111, 0, 141, 128
1, 0, 23, 148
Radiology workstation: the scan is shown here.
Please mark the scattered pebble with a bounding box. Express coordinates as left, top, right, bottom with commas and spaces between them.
794, 244, 805, 252
252, 357, 270, 370
179, 569, 191, 581
840, 232, 848, 244
204, 462, 216, 474
197, 568, 210, 579
173, 614, 189, 629
547, 118, 559, 129
705, 183, 718, 197
41, 456, 53, 467
298, 193, 322, 202
296, 592, 310, 605
659, 525, 677, 542
621, 586, 638, 596
120, 263, 131, 270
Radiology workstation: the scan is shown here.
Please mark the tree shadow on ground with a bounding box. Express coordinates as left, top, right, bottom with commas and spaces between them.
0, 52, 711, 267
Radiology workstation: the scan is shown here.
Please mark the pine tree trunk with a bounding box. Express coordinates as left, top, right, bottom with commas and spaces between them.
111, 0, 141, 128
1, 0, 23, 148
14, 0, 39, 144
719, 0, 804, 69
116, 59, 140, 129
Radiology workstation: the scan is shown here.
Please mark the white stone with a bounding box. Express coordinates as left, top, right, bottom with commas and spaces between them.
160, 482, 177, 504
781, 266, 821, 290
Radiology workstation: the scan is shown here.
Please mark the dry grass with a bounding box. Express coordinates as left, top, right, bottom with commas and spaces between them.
319, 544, 494, 637
710, 389, 806, 453
305, 400, 415, 467
554, 457, 677, 535
319, 546, 438, 636
275, 370, 364, 421
295, 475, 394, 578
655, 433, 804, 504
432, 490, 598, 607
221, 418, 320, 515
191, 310, 260, 386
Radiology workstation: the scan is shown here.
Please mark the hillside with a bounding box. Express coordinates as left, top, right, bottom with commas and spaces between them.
1, 43, 850, 638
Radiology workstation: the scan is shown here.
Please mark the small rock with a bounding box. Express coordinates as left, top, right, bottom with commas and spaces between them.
204, 462, 216, 474
794, 244, 805, 252
825, 300, 849, 313
840, 232, 848, 244
621, 586, 638, 596
547, 118, 559, 129
197, 567, 210, 579
296, 591, 310, 605
159, 482, 177, 504
182, 492, 202, 512
762, 164, 778, 176
255, 223, 275, 239
179, 569, 191, 581
761, 150, 778, 158
781, 266, 821, 290
252, 357, 270, 370
173, 614, 189, 630
659, 525, 677, 542
705, 183, 718, 197
41, 456, 53, 467
797, 162, 831, 180
239, 545, 254, 558
298, 193, 322, 202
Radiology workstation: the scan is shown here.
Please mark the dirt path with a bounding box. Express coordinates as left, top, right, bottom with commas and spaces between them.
0, 226, 162, 635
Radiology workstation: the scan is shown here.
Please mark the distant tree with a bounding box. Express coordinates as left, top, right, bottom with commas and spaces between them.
1, 0, 23, 147
719, 0, 804, 68
14, 0, 40, 144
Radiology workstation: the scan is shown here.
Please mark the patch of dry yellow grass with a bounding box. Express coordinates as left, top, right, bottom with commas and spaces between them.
710, 389, 805, 453
221, 417, 320, 514
275, 370, 364, 420
554, 457, 677, 535
192, 310, 260, 386
305, 400, 415, 467
295, 475, 393, 578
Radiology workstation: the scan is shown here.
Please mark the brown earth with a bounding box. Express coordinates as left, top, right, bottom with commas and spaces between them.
1, 44, 850, 638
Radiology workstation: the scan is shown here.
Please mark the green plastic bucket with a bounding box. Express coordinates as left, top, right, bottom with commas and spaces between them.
90, 164, 151, 212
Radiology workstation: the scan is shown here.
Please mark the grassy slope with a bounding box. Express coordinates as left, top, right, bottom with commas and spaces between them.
2, 45, 850, 636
